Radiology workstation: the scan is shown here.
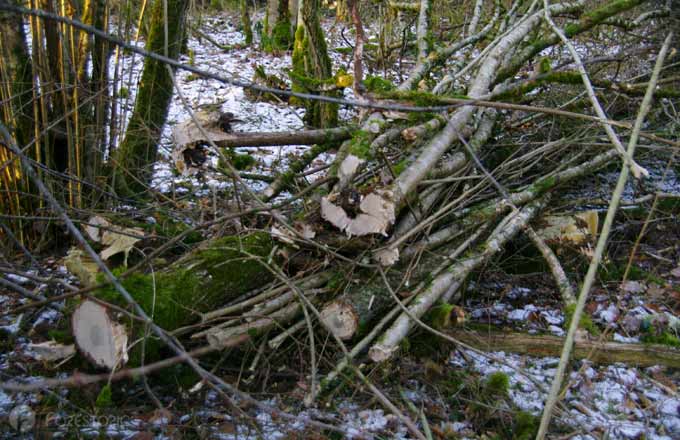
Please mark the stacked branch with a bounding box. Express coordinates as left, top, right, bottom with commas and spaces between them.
171, 0, 675, 366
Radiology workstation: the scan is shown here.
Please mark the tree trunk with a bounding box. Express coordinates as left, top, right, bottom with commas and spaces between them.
240, 0, 253, 45
264, 0, 294, 51
112, 0, 190, 197
290, 0, 338, 128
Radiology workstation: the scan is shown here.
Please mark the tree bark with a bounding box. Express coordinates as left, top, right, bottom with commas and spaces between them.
112, 0, 190, 197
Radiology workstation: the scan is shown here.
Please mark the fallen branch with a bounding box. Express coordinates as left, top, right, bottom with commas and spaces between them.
448, 329, 680, 368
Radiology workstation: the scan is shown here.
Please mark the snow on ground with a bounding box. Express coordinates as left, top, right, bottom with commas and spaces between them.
450, 349, 680, 439
105, 11, 362, 198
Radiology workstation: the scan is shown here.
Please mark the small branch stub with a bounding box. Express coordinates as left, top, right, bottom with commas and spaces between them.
72, 300, 129, 370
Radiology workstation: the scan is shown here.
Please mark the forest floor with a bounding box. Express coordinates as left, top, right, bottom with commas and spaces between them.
1, 9, 680, 440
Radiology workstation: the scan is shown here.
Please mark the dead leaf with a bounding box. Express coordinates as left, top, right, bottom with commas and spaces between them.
64, 248, 99, 287
536, 211, 598, 244
84, 216, 110, 242
647, 283, 666, 299
374, 247, 399, 266
670, 266, 680, 278
26, 341, 75, 362
621, 280, 646, 294
100, 227, 144, 265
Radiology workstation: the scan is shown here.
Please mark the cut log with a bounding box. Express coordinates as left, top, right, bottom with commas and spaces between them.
72, 300, 129, 370
319, 300, 358, 340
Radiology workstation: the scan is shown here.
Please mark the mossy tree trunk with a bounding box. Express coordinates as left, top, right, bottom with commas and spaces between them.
240, 0, 253, 45
112, 0, 189, 197
290, 0, 338, 128
263, 0, 294, 51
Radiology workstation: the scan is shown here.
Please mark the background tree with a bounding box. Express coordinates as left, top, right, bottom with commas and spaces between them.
112, 0, 190, 197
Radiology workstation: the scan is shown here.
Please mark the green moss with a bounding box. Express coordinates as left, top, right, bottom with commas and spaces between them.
426, 303, 454, 329
514, 411, 539, 440
326, 271, 347, 291
151, 216, 203, 246
641, 331, 680, 348
598, 262, 665, 285
271, 19, 292, 51
95, 385, 112, 408
564, 22, 579, 36
220, 150, 256, 170
363, 75, 395, 93
95, 233, 273, 364
657, 197, 680, 212
288, 1, 338, 128
538, 57, 552, 74
334, 46, 353, 55
393, 159, 408, 176
348, 130, 375, 160
533, 175, 557, 194
47, 329, 73, 345
564, 304, 600, 335
483, 371, 510, 398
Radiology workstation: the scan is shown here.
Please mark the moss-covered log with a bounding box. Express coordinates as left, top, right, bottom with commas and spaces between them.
111, 0, 189, 197
96, 232, 275, 332
86, 232, 274, 364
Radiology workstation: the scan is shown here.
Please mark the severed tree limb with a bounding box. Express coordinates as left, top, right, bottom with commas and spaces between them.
415, 0, 431, 63
392, 109, 496, 243
391, 1, 582, 213
262, 142, 335, 200
446, 329, 680, 368
467, 0, 485, 36
213, 126, 354, 148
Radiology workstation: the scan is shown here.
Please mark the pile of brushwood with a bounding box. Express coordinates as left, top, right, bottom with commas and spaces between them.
4, 0, 680, 437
